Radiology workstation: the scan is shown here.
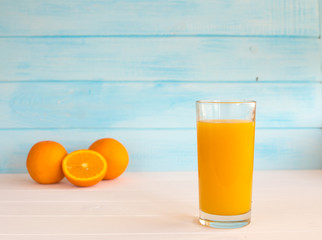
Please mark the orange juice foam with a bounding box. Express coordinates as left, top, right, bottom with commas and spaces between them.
197, 119, 255, 215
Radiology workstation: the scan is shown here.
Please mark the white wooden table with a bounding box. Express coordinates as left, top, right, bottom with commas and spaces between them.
0, 171, 321, 239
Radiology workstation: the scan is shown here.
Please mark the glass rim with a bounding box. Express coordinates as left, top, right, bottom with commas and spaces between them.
196, 100, 256, 104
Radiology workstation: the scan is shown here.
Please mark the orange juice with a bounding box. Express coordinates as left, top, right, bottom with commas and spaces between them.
197, 119, 255, 216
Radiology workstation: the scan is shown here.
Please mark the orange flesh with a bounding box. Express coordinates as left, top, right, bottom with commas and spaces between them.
65, 151, 105, 179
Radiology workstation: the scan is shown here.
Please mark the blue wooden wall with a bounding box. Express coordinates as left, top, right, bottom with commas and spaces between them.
0, 0, 321, 173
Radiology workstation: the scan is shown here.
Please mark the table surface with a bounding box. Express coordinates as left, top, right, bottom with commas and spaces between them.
0, 171, 322, 239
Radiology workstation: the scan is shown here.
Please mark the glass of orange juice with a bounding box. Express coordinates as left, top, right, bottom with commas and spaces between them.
196, 100, 256, 228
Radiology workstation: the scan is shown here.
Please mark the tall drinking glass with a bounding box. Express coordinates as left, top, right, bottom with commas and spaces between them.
196, 100, 256, 228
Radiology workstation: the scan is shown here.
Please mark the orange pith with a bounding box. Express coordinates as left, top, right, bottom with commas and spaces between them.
62, 149, 107, 187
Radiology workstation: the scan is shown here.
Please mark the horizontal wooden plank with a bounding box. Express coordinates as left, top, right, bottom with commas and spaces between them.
0, 129, 321, 173
0, 173, 199, 202
1, 196, 321, 216
2, 214, 320, 234
0, 82, 321, 128
1, 173, 322, 215
0, 203, 321, 234
2, 171, 322, 193
0, 171, 321, 236
1, 171, 322, 199
0, 37, 319, 82
0, 0, 318, 37
0, 200, 197, 216
1, 232, 322, 240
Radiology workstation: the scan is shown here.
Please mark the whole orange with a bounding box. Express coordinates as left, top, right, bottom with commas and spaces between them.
89, 138, 129, 180
26, 141, 67, 184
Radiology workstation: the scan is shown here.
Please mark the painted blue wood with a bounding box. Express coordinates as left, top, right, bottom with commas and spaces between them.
320, 0, 322, 82
0, 82, 321, 128
0, 0, 320, 173
0, 0, 318, 37
0, 129, 320, 173
0, 37, 319, 82
255, 129, 322, 170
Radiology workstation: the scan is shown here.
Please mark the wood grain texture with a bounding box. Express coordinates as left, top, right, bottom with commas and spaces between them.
320, 0, 322, 82
0, 171, 322, 239
0, 129, 320, 173
0, 82, 321, 128
1, 233, 322, 240
0, 37, 319, 82
0, 0, 321, 173
0, 0, 318, 37
0, 212, 320, 234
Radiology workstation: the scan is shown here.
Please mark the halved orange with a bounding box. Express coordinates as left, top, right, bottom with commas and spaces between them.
62, 149, 107, 187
